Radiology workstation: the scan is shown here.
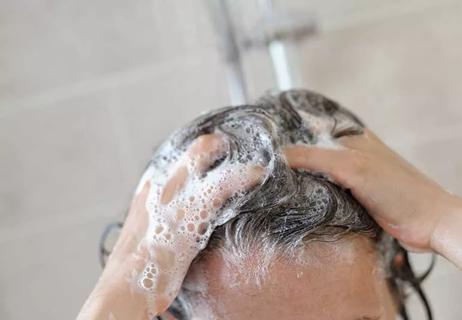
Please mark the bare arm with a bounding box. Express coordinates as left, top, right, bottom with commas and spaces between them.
284, 129, 462, 269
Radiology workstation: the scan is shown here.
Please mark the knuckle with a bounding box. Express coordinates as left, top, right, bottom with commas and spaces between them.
192, 134, 221, 154
195, 134, 212, 148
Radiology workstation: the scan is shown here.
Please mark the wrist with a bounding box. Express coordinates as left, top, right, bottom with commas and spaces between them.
78, 273, 146, 320
77, 251, 148, 319
430, 193, 462, 267
77, 282, 115, 320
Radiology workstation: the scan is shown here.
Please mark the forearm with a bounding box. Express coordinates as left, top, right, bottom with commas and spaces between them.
77, 242, 148, 320
77, 269, 147, 320
431, 194, 462, 269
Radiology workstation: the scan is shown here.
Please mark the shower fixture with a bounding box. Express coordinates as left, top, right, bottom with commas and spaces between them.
207, 0, 317, 104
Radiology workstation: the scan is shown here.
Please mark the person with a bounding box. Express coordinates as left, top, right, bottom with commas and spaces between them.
77, 90, 462, 320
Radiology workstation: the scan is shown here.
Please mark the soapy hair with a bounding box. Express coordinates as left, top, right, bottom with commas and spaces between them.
100, 89, 433, 320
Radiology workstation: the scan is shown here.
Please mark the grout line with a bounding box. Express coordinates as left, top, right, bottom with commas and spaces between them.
0, 200, 128, 245
0, 52, 220, 118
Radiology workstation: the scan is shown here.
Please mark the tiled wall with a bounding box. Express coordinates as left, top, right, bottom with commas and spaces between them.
1, 1, 461, 319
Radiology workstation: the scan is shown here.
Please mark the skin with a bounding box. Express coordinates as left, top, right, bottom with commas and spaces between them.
78, 128, 462, 319
186, 237, 397, 320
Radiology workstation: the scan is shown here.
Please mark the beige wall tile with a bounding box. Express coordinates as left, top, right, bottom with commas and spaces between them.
106, 54, 228, 177
0, 96, 129, 240
299, 2, 462, 141
0, 0, 216, 103
0, 214, 110, 319
401, 136, 462, 195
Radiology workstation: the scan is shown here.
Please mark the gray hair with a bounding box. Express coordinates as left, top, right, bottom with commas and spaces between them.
151, 89, 378, 248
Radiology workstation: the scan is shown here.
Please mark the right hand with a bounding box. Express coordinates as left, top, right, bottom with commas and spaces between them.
284, 129, 462, 254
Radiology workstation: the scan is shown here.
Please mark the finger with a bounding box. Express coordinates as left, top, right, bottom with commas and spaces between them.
130, 180, 151, 224
209, 164, 266, 209
186, 133, 228, 173
336, 128, 380, 149
160, 165, 188, 205
283, 145, 361, 188
160, 134, 228, 205
113, 181, 151, 256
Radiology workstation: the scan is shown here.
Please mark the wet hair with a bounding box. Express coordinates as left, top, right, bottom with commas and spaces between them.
100, 89, 434, 320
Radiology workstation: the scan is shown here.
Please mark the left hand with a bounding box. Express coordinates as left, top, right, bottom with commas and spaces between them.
78, 134, 265, 319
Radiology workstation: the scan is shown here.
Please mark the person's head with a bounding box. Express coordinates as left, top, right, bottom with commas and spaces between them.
155, 89, 433, 320
103, 89, 432, 319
